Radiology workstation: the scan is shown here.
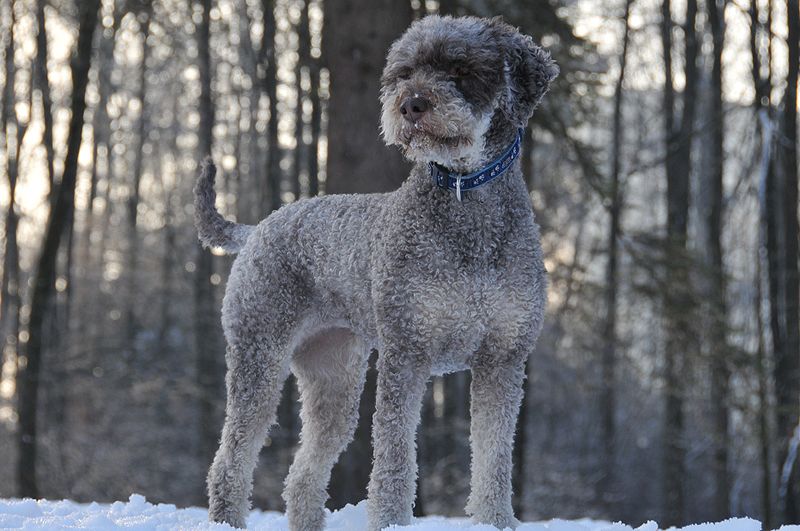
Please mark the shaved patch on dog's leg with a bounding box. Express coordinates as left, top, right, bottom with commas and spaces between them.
283, 328, 369, 531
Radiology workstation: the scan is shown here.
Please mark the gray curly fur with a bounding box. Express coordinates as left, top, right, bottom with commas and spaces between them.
195, 159, 254, 253
199, 15, 557, 531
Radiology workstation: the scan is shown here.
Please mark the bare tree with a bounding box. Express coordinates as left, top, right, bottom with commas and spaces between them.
322, 0, 411, 194
705, 0, 730, 519
776, 0, 799, 521
194, 0, 224, 500
290, 0, 309, 200
600, 0, 633, 507
757, 0, 788, 523
307, 0, 321, 197
660, 0, 700, 524
261, 0, 282, 212
15, 0, 100, 498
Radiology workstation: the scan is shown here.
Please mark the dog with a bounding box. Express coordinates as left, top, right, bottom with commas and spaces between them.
197, 14, 557, 531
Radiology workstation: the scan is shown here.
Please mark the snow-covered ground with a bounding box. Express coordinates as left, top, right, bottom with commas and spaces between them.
0, 494, 783, 531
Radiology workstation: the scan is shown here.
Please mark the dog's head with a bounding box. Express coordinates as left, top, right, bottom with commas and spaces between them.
380, 15, 558, 170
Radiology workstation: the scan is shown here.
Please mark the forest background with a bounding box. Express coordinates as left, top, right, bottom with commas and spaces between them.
0, 0, 798, 528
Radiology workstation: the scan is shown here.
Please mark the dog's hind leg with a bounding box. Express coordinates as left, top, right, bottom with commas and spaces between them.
207, 334, 292, 529
283, 327, 368, 531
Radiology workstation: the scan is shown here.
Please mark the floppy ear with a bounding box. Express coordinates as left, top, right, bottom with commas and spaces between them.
491, 18, 559, 127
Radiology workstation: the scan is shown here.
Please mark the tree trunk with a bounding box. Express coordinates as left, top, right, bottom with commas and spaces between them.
15, 0, 100, 498
262, 0, 282, 212
322, 0, 412, 194
661, 0, 699, 524
291, 0, 309, 201
600, 0, 632, 508
757, 107, 776, 528
752, 2, 775, 513
777, 0, 799, 521
194, 0, 223, 501
706, 0, 730, 519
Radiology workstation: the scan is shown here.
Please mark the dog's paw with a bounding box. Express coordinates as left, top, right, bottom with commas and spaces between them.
469, 511, 520, 530
208, 498, 248, 529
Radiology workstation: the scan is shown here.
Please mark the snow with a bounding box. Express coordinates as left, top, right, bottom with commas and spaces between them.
0, 494, 782, 531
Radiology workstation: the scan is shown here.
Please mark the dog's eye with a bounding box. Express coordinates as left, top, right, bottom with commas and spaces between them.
396, 68, 412, 80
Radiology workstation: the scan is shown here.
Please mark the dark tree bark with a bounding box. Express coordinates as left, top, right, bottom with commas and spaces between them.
438, 0, 461, 16
756, 104, 776, 528
600, 0, 632, 507
290, 0, 310, 200
194, 0, 224, 500
322, 0, 412, 194
706, 0, 730, 519
777, 0, 799, 522
660, 0, 700, 525
761, 1, 786, 521
15, 0, 100, 498
766, 119, 785, 513
261, 0, 282, 212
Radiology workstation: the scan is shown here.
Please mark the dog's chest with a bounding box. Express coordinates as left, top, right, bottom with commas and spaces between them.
410, 273, 536, 375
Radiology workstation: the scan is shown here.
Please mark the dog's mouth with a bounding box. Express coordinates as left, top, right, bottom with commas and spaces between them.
398, 125, 471, 149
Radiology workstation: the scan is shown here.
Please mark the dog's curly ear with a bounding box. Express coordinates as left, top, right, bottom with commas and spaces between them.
490, 17, 559, 127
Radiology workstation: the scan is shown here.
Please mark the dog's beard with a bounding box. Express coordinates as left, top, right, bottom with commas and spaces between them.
400, 130, 478, 168
381, 93, 495, 171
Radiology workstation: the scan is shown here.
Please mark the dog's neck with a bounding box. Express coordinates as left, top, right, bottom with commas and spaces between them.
421, 117, 528, 202
439, 115, 520, 176
430, 127, 521, 199
404, 123, 531, 221
475, 117, 521, 172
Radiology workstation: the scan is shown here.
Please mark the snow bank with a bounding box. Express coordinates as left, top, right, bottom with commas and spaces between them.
0, 494, 777, 531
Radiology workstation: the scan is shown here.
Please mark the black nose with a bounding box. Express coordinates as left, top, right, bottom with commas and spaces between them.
400, 96, 431, 123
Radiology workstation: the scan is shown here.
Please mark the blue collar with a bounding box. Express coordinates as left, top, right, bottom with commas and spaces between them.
429, 129, 523, 201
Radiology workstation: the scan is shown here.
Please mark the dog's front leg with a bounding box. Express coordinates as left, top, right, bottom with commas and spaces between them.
466, 356, 526, 529
366, 348, 429, 531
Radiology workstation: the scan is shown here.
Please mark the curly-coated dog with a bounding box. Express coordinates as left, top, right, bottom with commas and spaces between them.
197, 14, 557, 531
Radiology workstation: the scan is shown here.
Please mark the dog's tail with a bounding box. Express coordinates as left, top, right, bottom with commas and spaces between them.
194, 158, 254, 254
